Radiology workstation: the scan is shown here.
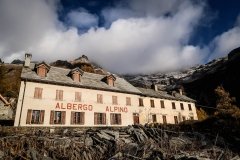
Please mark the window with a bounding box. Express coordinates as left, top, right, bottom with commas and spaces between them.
139, 98, 144, 106
72, 73, 80, 82
71, 112, 84, 125
150, 99, 155, 108
34, 87, 43, 99
126, 97, 131, 106
152, 114, 157, 123
180, 103, 184, 110
94, 113, 106, 125
174, 116, 178, 124
188, 104, 192, 111
108, 78, 114, 86
172, 102, 176, 109
182, 116, 186, 121
56, 90, 63, 101
112, 96, 118, 105
160, 100, 165, 108
110, 113, 121, 125
133, 113, 139, 125
50, 111, 66, 124
189, 116, 194, 120
162, 115, 167, 124
26, 109, 45, 124
37, 66, 47, 77
97, 94, 103, 104
75, 92, 81, 102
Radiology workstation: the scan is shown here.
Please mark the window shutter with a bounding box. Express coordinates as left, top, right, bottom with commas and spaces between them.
62, 111, 66, 124
71, 111, 74, 124
34, 88, 38, 98
39, 88, 43, 99
119, 114, 122, 125
60, 90, 63, 100
56, 90, 58, 100
100, 95, 103, 103
94, 113, 97, 125
40, 110, 45, 124
110, 114, 113, 125
81, 112, 85, 125
26, 109, 32, 124
50, 110, 54, 124
103, 113, 106, 125
75, 92, 81, 102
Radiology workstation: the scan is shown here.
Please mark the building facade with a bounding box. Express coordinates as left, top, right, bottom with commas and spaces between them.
14, 54, 197, 127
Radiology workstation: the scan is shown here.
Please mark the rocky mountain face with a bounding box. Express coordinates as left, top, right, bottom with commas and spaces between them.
0, 64, 22, 98
123, 47, 240, 112
50, 55, 107, 75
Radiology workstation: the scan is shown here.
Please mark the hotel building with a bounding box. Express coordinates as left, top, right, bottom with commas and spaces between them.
14, 54, 198, 127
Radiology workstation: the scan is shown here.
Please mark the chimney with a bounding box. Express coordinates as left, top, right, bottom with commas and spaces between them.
151, 83, 158, 91
24, 53, 32, 67
179, 88, 183, 95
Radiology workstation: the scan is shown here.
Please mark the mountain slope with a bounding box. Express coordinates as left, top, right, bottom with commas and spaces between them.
123, 47, 240, 112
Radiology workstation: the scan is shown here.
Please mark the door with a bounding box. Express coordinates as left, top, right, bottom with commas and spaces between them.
133, 113, 139, 125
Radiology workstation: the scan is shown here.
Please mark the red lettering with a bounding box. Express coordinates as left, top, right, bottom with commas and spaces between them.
120, 107, 124, 112
124, 107, 128, 113
55, 103, 94, 111
56, 103, 60, 109
61, 103, 66, 109
89, 105, 93, 111
73, 104, 77, 110
114, 107, 118, 112
110, 106, 114, 112
78, 104, 82, 110
83, 104, 87, 110
67, 103, 72, 109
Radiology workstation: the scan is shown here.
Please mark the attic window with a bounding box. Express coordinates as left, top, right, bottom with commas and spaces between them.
105, 74, 116, 87
35, 62, 50, 78
69, 68, 83, 82
72, 72, 80, 82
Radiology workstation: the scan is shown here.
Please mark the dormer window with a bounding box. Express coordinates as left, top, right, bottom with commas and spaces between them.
35, 62, 50, 78
69, 67, 83, 82
103, 74, 116, 87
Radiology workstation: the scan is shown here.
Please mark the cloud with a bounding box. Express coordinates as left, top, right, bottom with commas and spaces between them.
208, 16, 240, 60
66, 9, 99, 29
210, 27, 240, 60
1, 0, 235, 74
0, 0, 59, 58
101, 0, 187, 27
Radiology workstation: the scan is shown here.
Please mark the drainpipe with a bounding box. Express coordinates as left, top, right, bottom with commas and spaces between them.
18, 81, 26, 126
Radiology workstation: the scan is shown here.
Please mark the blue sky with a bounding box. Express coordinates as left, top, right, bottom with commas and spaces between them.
0, 0, 240, 74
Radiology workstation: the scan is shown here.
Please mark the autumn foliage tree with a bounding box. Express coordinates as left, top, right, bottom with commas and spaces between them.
214, 86, 240, 118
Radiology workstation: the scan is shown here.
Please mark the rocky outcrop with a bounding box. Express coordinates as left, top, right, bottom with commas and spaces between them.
0, 124, 239, 160
11, 59, 24, 64
50, 55, 107, 74
50, 60, 73, 69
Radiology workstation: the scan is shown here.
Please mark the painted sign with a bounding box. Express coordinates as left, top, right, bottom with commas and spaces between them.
106, 106, 128, 113
55, 103, 128, 113
56, 102, 93, 111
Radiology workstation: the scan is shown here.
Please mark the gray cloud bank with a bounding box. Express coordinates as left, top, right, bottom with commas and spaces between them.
0, 0, 239, 74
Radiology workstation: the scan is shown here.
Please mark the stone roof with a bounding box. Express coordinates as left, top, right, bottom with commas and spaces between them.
137, 87, 195, 102
21, 63, 142, 94
21, 63, 195, 102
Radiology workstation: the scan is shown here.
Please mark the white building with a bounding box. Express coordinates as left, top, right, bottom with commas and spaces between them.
14, 54, 198, 127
